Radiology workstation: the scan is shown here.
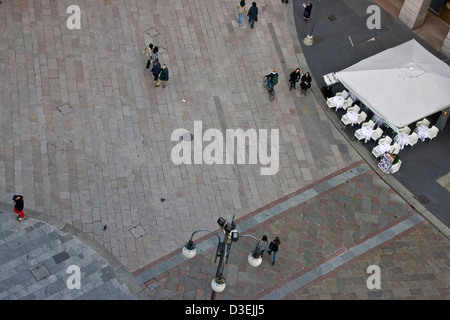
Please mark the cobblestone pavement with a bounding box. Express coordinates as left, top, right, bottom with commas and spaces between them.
1, 0, 449, 300
0, 205, 139, 299
0, 0, 360, 273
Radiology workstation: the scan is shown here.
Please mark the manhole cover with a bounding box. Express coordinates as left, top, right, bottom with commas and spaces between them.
144, 27, 160, 37
416, 195, 430, 205
57, 103, 74, 115
129, 224, 147, 239
30, 265, 51, 281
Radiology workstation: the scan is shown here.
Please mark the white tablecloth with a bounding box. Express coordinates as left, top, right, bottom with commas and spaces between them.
361, 126, 373, 143
347, 111, 358, 126
378, 143, 391, 154
414, 125, 429, 142
333, 96, 344, 110
371, 114, 384, 127
394, 132, 409, 149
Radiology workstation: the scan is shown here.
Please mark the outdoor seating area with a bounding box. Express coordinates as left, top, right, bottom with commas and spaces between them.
326, 88, 444, 175
323, 39, 450, 175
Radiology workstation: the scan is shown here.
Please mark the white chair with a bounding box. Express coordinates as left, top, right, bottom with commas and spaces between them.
389, 160, 402, 174
416, 118, 430, 128
398, 126, 411, 135
427, 126, 439, 143
390, 143, 401, 155
341, 97, 354, 110
408, 132, 419, 150
347, 105, 360, 114
354, 128, 365, 141
336, 90, 348, 99
327, 97, 338, 109
378, 136, 392, 146
361, 120, 375, 129
356, 111, 367, 125
370, 127, 383, 143
372, 143, 390, 158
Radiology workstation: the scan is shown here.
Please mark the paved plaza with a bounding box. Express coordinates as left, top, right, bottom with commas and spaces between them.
0, 0, 449, 300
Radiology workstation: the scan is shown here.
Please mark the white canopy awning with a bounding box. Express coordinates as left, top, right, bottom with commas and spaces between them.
335, 39, 450, 130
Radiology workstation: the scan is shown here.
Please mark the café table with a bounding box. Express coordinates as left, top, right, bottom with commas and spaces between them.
361, 126, 373, 143
394, 132, 409, 149
414, 125, 429, 142
347, 111, 358, 126
333, 96, 345, 111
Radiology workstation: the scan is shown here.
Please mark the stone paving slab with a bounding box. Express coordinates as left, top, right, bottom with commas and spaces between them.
0, 210, 137, 300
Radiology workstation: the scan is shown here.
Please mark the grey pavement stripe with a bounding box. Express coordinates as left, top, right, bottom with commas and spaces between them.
260, 213, 425, 300
134, 163, 370, 284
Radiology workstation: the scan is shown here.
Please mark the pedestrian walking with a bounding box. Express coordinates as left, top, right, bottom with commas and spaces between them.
289, 67, 301, 91
236, 0, 247, 26
300, 71, 312, 95
152, 45, 159, 63
151, 59, 162, 83
12, 195, 25, 221
258, 235, 268, 257
267, 236, 281, 265
247, 2, 258, 29
155, 64, 169, 88
303, 1, 313, 21
142, 43, 154, 69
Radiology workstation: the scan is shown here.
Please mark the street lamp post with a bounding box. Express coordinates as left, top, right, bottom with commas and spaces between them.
303, 0, 321, 46
181, 215, 262, 300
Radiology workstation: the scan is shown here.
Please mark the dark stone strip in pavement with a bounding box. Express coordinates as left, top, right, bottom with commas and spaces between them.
133, 162, 370, 284
259, 213, 425, 300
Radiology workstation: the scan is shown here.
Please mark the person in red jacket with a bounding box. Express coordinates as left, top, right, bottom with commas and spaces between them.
13, 195, 25, 221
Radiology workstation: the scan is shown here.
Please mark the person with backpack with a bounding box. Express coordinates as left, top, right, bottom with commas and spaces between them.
265, 68, 279, 93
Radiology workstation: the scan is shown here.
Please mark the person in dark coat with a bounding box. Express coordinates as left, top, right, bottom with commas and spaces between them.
151, 60, 161, 83
247, 2, 258, 29
300, 72, 312, 95
267, 236, 281, 265
155, 64, 169, 88
303, 1, 313, 21
289, 68, 301, 91
12, 195, 25, 220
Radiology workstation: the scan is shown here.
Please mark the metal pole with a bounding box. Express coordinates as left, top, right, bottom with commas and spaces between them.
211, 233, 229, 300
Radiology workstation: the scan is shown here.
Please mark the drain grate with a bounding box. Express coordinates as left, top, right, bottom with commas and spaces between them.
416, 195, 430, 205
327, 15, 337, 21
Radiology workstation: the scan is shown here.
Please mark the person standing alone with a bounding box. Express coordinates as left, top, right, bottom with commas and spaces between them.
13, 195, 25, 221
303, 1, 313, 21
